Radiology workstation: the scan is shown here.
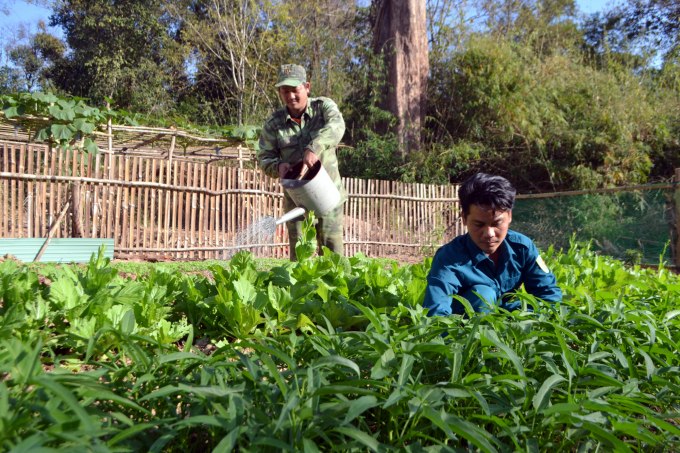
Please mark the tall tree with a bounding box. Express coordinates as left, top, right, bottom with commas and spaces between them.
372, 0, 429, 154
8, 21, 64, 91
168, 0, 286, 126
49, 0, 186, 112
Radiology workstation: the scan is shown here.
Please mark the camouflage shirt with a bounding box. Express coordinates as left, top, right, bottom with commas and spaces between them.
257, 97, 347, 203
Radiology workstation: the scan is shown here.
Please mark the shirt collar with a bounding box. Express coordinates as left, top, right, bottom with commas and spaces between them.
285, 98, 314, 123
465, 233, 514, 266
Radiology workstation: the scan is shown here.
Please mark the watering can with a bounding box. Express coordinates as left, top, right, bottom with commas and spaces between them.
275, 161, 341, 225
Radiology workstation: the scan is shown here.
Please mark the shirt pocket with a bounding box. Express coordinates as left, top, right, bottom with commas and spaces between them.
278, 135, 301, 163
500, 273, 522, 292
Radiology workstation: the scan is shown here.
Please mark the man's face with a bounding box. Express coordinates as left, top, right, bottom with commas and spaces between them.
279, 82, 310, 114
462, 204, 512, 255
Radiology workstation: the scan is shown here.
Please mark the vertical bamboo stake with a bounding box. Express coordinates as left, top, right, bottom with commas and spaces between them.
164, 135, 175, 252
18, 145, 27, 238
177, 161, 186, 254
155, 158, 164, 251
276, 175, 283, 258
356, 178, 364, 252
121, 157, 131, 248
341, 177, 347, 257
228, 166, 234, 251
27, 146, 34, 237
79, 150, 89, 238
184, 163, 193, 258
106, 115, 114, 238
190, 163, 198, 259
142, 159, 151, 249
400, 182, 405, 254
4, 145, 18, 238
221, 166, 227, 252
212, 165, 219, 258
48, 142, 57, 235
171, 160, 179, 258
105, 156, 114, 239
149, 159, 158, 251
38, 146, 46, 237
55, 147, 64, 237
368, 179, 374, 256
91, 153, 100, 238
129, 157, 138, 249
212, 166, 220, 258
8, 146, 16, 237
380, 180, 385, 256
135, 159, 144, 252
113, 156, 123, 246
197, 163, 206, 259
72, 181, 84, 238
205, 165, 214, 259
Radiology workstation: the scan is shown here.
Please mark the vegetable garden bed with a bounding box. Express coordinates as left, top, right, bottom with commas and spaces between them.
1, 220, 679, 452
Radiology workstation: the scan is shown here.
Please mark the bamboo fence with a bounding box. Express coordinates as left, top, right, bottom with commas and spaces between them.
0, 140, 464, 260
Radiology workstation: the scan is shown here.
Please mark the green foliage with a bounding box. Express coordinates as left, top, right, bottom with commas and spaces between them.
295, 211, 318, 262
0, 91, 261, 152
1, 243, 680, 451
48, 0, 186, 115
423, 34, 679, 190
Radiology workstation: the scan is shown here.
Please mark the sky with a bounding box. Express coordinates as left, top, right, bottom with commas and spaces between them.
0, 0, 624, 50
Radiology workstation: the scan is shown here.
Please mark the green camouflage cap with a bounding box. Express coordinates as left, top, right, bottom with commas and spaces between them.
275, 64, 306, 88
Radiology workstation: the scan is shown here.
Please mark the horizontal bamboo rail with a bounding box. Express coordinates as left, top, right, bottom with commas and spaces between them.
0, 172, 283, 197
0, 172, 461, 202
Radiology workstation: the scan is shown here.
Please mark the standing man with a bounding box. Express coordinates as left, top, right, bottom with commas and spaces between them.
423, 173, 562, 317
258, 64, 346, 261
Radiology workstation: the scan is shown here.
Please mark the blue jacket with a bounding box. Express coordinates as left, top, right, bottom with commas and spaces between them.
423, 230, 562, 317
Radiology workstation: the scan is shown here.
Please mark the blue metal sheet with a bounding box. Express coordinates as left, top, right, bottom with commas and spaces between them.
0, 239, 115, 263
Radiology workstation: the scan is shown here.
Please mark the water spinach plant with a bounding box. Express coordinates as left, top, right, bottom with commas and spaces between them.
0, 219, 679, 452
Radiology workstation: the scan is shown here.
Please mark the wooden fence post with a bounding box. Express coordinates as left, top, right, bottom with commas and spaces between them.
72, 181, 84, 238
675, 168, 680, 267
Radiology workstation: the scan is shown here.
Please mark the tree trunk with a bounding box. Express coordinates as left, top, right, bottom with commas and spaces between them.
373, 0, 428, 155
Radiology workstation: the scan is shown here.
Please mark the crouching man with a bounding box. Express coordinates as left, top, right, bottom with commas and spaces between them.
423, 173, 561, 317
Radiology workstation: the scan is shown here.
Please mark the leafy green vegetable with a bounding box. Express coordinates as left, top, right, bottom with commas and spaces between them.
1, 241, 679, 451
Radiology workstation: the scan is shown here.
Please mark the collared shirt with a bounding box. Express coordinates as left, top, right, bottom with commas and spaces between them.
257, 97, 347, 203
423, 230, 562, 317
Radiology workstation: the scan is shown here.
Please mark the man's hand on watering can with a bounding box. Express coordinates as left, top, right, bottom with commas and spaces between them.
303, 149, 319, 170
278, 162, 292, 179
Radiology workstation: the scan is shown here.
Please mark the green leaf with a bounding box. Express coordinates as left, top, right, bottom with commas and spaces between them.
212, 427, 242, 453
303, 438, 322, 453
343, 395, 380, 425
314, 355, 361, 377
3, 104, 25, 118
252, 437, 297, 451
108, 421, 162, 446
159, 352, 206, 363
334, 427, 390, 453
33, 376, 95, 432
532, 374, 566, 411
73, 118, 96, 134
664, 310, 680, 322
120, 309, 136, 334
50, 124, 74, 140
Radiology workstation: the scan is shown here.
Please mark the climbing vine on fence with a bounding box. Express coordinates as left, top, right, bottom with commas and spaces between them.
0, 92, 262, 153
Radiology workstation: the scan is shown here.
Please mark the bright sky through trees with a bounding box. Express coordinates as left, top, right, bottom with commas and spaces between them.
1, 0, 622, 40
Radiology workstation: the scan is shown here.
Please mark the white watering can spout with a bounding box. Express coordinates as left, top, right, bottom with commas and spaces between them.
275, 206, 306, 225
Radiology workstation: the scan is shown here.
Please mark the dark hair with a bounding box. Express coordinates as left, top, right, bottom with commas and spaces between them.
459, 173, 516, 216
